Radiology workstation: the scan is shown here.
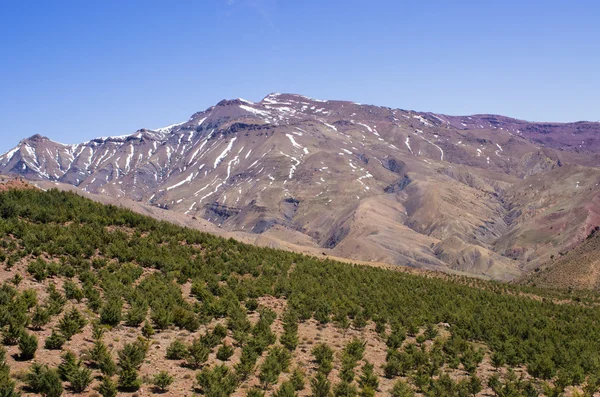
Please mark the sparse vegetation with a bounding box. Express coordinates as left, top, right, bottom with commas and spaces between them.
2, 187, 600, 394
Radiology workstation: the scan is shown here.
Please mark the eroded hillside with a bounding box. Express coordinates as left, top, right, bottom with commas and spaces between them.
3, 94, 600, 280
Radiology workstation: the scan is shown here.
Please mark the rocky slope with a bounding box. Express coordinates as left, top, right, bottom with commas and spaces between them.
2, 93, 600, 280
520, 227, 600, 290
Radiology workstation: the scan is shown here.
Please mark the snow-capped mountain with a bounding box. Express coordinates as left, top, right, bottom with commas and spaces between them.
3, 93, 600, 280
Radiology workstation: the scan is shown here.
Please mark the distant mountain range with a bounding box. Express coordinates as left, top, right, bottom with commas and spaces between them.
3, 93, 600, 281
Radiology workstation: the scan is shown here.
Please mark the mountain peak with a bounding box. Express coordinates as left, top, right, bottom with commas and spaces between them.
25, 134, 50, 143
216, 99, 247, 107
3, 93, 600, 281
261, 92, 329, 104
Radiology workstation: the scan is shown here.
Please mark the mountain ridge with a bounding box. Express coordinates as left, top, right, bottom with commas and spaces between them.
3, 93, 600, 281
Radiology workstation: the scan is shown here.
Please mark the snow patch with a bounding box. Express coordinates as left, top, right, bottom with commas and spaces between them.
154, 121, 185, 133
214, 137, 237, 169
239, 105, 270, 117
166, 172, 194, 191
405, 137, 413, 154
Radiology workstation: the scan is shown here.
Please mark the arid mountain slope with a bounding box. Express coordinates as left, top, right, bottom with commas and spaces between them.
520, 228, 600, 290
2, 93, 600, 280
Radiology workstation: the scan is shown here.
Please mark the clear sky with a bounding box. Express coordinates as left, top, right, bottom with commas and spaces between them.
1, 0, 599, 154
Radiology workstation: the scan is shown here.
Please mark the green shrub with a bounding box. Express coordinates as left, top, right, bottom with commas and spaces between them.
124, 301, 147, 327
118, 339, 148, 370
213, 324, 228, 339
19, 289, 37, 309
45, 284, 66, 316
58, 308, 86, 340
196, 364, 237, 397
290, 367, 305, 390
172, 306, 200, 331
186, 337, 210, 369
118, 367, 141, 391
358, 362, 379, 391
100, 297, 122, 326
27, 258, 47, 282
63, 280, 84, 302
245, 298, 259, 312
30, 305, 50, 330
214, 344, 233, 362
68, 366, 92, 393
44, 330, 65, 350
259, 346, 292, 389
98, 376, 117, 397
246, 388, 265, 397
84, 286, 102, 312
528, 354, 556, 380
310, 373, 331, 397
467, 375, 482, 397
24, 363, 63, 397
281, 310, 299, 351
58, 351, 79, 381
274, 381, 296, 397
166, 339, 187, 360
151, 307, 173, 330
312, 343, 334, 375
386, 327, 406, 350
46, 262, 60, 278
10, 273, 22, 287
344, 338, 366, 361
391, 379, 414, 397
152, 370, 174, 392
96, 347, 117, 376
333, 381, 358, 397
0, 347, 18, 397
142, 321, 155, 338
352, 311, 367, 330
2, 323, 23, 346
18, 331, 37, 360
424, 323, 439, 340
341, 353, 359, 382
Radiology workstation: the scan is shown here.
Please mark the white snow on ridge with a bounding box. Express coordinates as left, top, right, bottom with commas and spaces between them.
413, 115, 433, 127
199, 181, 225, 204
280, 151, 300, 179
226, 147, 244, 180
357, 123, 372, 132
23, 144, 36, 159
239, 105, 270, 117
188, 132, 213, 165
285, 134, 308, 153
0, 146, 20, 162
405, 137, 413, 154
93, 134, 130, 141
297, 94, 327, 103
154, 121, 185, 134
323, 122, 337, 131
166, 172, 194, 191
214, 137, 237, 169
124, 145, 134, 172
420, 136, 444, 161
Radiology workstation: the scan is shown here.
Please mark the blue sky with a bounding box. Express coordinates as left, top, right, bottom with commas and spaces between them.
1, 0, 599, 154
